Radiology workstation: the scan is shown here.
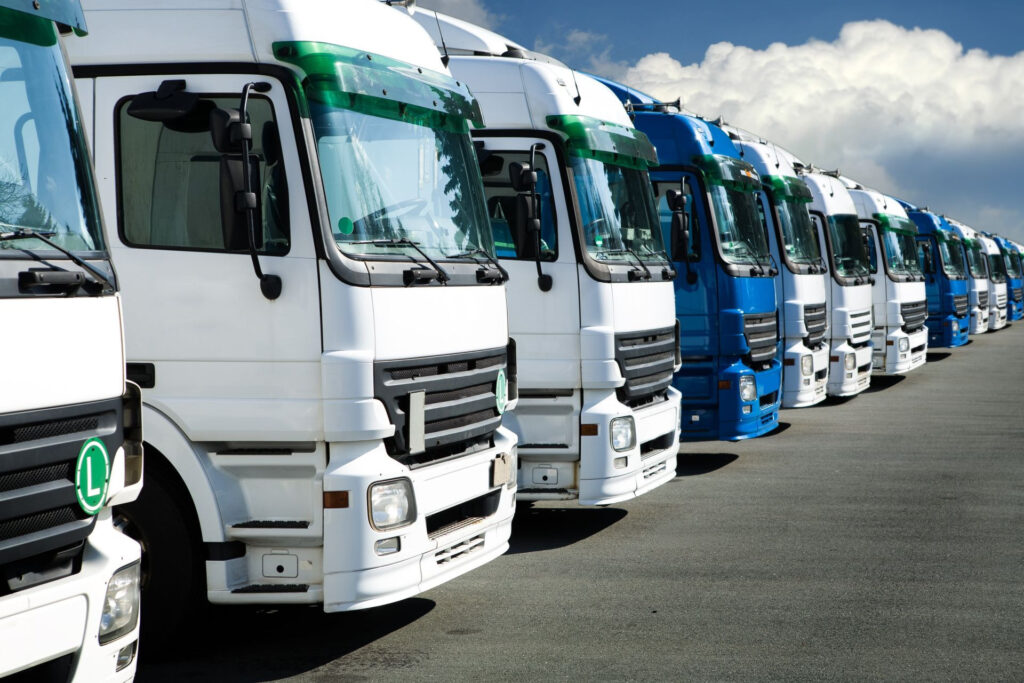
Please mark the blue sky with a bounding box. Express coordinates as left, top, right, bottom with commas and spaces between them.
420, 0, 1024, 244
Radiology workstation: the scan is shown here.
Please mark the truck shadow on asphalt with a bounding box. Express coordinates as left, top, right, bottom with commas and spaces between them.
864, 375, 906, 393
507, 506, 627, 555
136, 598, 435, 682
927, 351, 952, 362
674, 452, 738, 476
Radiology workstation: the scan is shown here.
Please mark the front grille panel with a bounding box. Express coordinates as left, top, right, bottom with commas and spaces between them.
849, 309, 872, 346
803, 304, 827, 349
614, 327, 676, 407
375, 347, 510, 466
1013, 287, 1023, 303
996, 290, 1007, 308
0, 398, 123, 593
743, 312, 778, 367
953, 294, 969, 317
978, 290, 989, 309
900, 300, 928, 333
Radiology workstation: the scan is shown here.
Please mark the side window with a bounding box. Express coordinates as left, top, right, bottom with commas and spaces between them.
478, 150, 556, 260
117, 94, 289, 254
653, 176, 700, 260
917, 238, 935, 274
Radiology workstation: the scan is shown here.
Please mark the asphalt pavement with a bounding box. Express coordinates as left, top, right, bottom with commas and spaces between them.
139, 324, 1024, 682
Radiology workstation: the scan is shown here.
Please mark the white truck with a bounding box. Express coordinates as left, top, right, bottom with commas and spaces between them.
413, 11, 681, 505
843, 181, 928, 374
0, 1, 142, 679
725, 131, 829, 407
68, 0, 517, 637
948, 219, 991, 334
793, 166, 874, 396
978, 232, 1009, 330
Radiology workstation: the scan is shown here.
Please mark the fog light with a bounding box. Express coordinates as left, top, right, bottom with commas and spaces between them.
742, 405, 752, 414
802, 378, 810, 386
898, 337, 910, 352
116, 641, 137, 672
609, 416, 636, 452
846, 372, 854, 379
739, 375, 756, 402
800, 355, 813, 376
369, 478, 416, 531
99, 562, 140, 645
844, 353, 856, 371
375, 537, 401, 555
613, 456, 628, 469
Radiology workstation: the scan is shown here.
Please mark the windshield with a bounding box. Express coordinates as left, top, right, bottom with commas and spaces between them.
768, 176, 818, 264
966, 244, 988, 278
698, 156, 769, 266
827, 214, 870, 278
987, 251, 1007, 282
572, 156, 667, 263
937, 237, 966, 278
0, 9, 104, 256
1002, 249, 1020, 278
876, 215, 921, 277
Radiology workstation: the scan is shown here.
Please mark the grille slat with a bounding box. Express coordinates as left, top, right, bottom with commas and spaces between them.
978, 290, 989, 309
953, 294, 969, 317
900, 300, 928, 333
614, 327, 676, 407
803, 304, 827, 348
1013, 288, 1023, 303
744, 312, 779, 366
849, 309, 872, 345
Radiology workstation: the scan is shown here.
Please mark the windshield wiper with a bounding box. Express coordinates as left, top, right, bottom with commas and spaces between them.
349, 238, 450, 285
0, 228, 115, 293
638, 245, 677, 280
445, 248, 509, 284
597, 248, 652, 281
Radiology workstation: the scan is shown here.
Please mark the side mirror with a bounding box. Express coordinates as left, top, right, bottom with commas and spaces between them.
509, 159, 551, 291
666, 189, 696, 284
219, 156, 261, 251
509, 161, 537, 193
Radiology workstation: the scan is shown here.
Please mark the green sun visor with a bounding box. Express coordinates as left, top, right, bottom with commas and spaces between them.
874, 213, 918, 236
766, 175, 812, 203
0, 0, 86, 34
273, 40, 483, 133
546, 114, 658, 171
934, 229, 961, 244
693, 154, 761, 192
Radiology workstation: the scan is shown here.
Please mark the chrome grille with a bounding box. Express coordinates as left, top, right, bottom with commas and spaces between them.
743, 312, 778, 367
849, 309, 872, 346
953, 294, 969, 317
803, 304, 827, 349
996, 290, 1007, 308
374, 346, 512, 466
978, 290, 989, 309
0, 398, 123, 596
900, 300, 928, 333
614, 326, 676, 407
1013, 287, 1023, 303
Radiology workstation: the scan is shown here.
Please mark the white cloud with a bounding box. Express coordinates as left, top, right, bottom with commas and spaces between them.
621, 20, 1024, 241
416, 0, 498, 30
534, 29, 630, 81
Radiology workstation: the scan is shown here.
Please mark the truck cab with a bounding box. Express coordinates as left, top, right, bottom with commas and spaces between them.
0, 1, 142, 678
993, 235, 1023, 321
413, 12, 681, 504
723, 131, 829, 407
592, 82, 781, 440
844, 183, 928, 374
978, 233, 1009, 330
901, 204, 970, 348
69, 0, 518, 635
948, 220, 991, 334
796, 168, 874, 396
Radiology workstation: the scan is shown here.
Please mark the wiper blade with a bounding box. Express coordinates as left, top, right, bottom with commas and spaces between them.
596, 248, 652, 281
349, 238, 450, 284
0, 228, 115, 293
637, 245, 677, 280
445, 248, 509, 283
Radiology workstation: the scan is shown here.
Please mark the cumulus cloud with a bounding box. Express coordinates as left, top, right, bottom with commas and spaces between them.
535, 29, 630, 80
416, 0, 498, 30
621, 20, 1024, 241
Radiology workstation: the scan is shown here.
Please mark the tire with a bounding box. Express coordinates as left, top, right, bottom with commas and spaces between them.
115, 469, 202, 649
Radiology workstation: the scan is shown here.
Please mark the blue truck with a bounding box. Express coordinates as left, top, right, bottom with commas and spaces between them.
595, 79, 781, 440
993, 235, 1023, 321
900, 202, 971, 347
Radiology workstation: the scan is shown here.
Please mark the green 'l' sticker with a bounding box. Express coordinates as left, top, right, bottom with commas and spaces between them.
75, 438, 110, 515
495, 369, 508, 415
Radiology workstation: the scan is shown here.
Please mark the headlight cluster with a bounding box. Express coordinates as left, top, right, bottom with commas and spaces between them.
844, 354, 856, 371
99, 562, 141, 645
739, 375, 757, 402
898, 337, 910, 352
609, 416, 636, 452
369, 478, 416, 531
800, 355, 813, 376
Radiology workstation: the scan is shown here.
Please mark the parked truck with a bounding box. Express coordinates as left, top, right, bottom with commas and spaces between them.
0, 0, 142, 678
947, 219, 990, 334
723, 128, 829, 407
992, 234, 1022, 321
843, 182, 928, 374
412, 12, 681, 502
69, 0, 518, 637
900, 202, 970, 348
792, 166, 874, 396
977, 232, 1009, 330
590, 80, 781, 439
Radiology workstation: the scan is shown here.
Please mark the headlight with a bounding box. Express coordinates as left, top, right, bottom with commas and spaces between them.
898, 337, 910, 352
739, 374, 756, 402
99, 562, 140, 645
368, 478, 416, 531
844, 353, 856, 371
609, 416, 636, 452
800, 355, 813, 376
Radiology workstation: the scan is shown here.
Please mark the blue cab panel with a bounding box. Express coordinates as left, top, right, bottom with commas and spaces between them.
595, 76, 781, 440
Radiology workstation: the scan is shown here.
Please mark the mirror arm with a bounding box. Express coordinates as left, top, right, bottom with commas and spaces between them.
238, 81, 281, 300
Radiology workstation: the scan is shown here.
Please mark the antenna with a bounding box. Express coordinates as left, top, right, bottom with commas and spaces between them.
570, 69, 582, 105
433, 11, 450, 67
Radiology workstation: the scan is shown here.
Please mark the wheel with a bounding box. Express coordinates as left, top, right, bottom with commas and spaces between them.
114, 470, 202, 649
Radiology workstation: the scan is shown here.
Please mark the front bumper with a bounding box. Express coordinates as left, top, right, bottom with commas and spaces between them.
827, 339, 872, 397
719, 360, 782, 441
874, 327, 928, 375
970, 305, 989, 335
781, 340, 828, 408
